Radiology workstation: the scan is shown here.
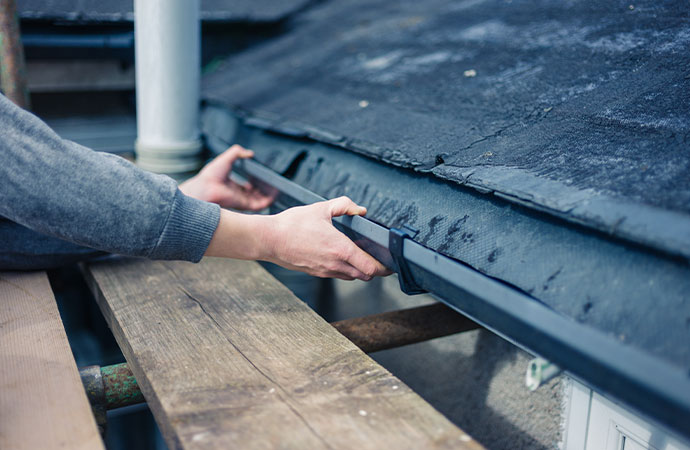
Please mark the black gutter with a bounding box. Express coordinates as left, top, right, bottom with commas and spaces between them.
234, 157, 690, 442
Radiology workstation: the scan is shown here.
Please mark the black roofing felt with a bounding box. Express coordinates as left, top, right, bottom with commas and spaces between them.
203, 107, 690, 376
202, 0, 690, 259
17, 0, 310, 24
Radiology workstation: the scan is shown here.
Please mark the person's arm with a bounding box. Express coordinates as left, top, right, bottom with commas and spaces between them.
181, 145, 389, 280
0, 94, 388, 279
205, 198, 389, 281
0, 94, 219, 263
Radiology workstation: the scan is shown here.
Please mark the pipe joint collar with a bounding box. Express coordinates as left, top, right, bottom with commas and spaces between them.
135, 138, 203, 174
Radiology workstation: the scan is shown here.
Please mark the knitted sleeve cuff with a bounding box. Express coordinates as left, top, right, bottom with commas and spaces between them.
149, 189, 221, 262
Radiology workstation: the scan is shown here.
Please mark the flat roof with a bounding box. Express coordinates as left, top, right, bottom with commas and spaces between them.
203, 0, 690, 259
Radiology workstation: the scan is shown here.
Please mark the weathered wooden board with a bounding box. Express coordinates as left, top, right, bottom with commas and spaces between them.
0, 271, 103, 450
83, 257, 482, 449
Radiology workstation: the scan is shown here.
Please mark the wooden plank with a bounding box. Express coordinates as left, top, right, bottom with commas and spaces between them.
0, 271, 104, 450
83, 257, 483, 449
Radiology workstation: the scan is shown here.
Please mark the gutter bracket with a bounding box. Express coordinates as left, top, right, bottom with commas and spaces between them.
389, 225, 427, 295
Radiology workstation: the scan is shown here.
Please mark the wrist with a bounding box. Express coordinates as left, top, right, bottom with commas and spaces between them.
249, 213, 280, 262
178, 175, 204, 202
205, 209, 276, 261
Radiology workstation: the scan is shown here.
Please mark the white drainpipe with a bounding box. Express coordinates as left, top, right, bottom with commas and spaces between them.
134, 0, 202, 174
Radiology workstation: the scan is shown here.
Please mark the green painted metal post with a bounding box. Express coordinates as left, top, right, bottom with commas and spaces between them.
101, 362, 145, 410
79, 362, 145, 435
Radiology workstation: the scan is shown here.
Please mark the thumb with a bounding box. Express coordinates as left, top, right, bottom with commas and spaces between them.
202, 145, 254, 180
328, 196, 367, 217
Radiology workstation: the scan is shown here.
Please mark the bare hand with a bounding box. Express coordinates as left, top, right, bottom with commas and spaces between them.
261, 196, 392, 281
179, 145, 275, 211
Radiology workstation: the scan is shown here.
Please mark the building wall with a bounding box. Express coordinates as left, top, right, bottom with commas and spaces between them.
562, 378, 690, 450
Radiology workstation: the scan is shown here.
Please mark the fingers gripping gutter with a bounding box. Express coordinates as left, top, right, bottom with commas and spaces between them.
326, 197, 390, 281
203, 145, 254, 180
328, 196, 367, 217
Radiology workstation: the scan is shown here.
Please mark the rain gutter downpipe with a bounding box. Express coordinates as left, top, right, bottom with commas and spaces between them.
134, 0, 202, 173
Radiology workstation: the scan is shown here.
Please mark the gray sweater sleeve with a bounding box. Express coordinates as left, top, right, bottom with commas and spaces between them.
0, 94, 220, 264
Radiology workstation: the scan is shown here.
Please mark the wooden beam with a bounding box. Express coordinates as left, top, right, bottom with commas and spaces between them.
0, 271, 103, 450
332, 303, 480, 353
83, 257, 483, 449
